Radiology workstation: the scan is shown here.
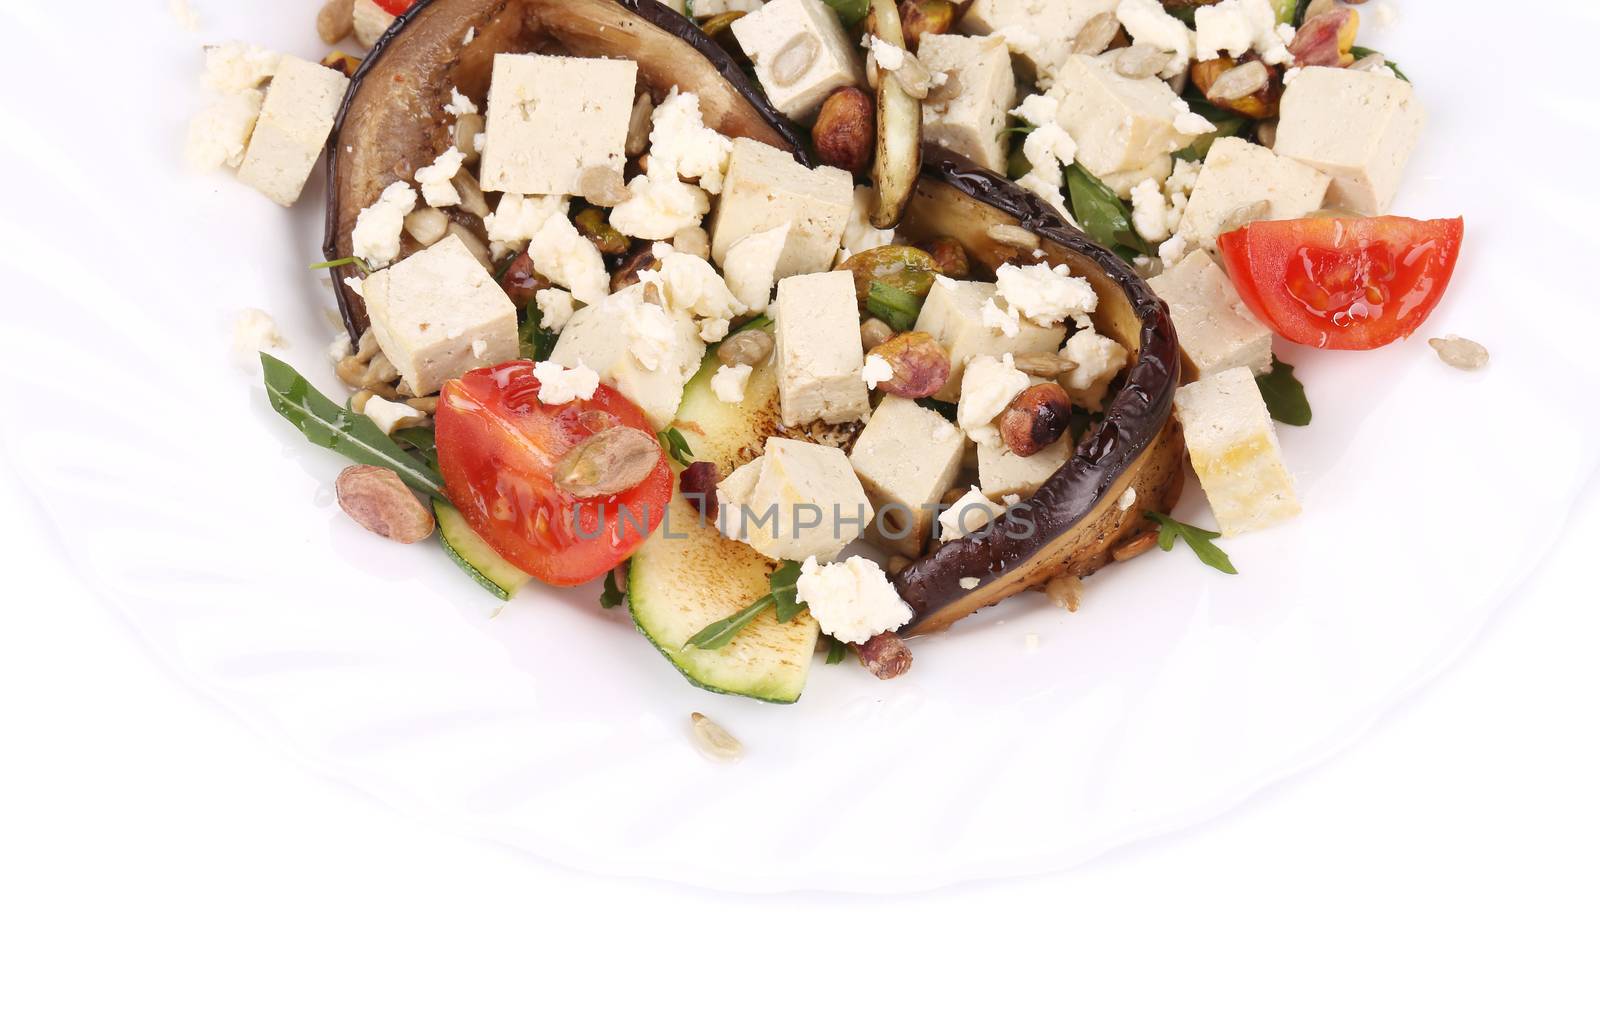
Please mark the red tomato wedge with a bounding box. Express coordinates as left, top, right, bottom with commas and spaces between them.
1217, 216, 1464, 350
373, 0, 417, 16
435, 361, 671, 587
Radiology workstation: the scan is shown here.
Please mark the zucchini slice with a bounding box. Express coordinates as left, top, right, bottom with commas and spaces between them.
434, 500, 532, 601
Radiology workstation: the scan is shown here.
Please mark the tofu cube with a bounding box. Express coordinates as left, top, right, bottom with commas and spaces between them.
1176, 137, 1330, 252
849, 397, 966, 556
351, 0, 396, 47
730, 0, 865, 122
918, 34, 1016, 173
1149, 250, 1273, 378
977, 434, 1074, 500
1050, 54, 1199, 180
959, 0, 1118, 82
479, 54, 636, 197
548, 285, 704, 428
1173, 367, 1300, 536
718, 438, 872, 563
914, 277, 1067, 403
773, 271, 869, 426
710, 138, 854, 279
1273, 66, 1425, 216
236, 56, 347, 206
363, 235, 520, 397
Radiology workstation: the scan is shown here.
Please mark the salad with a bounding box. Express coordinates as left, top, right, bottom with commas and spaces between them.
190, 0, 1468, 713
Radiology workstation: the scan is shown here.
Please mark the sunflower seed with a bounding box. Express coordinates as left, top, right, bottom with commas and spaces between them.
1428, 335, 1488, 371
690, 713, 744, 762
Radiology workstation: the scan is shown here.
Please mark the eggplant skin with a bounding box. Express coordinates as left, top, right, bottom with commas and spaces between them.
322, 0, 812, 340
891, 156, 1184, 636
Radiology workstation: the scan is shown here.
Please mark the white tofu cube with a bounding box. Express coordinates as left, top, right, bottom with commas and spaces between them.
362, 235, 520, 397
352, 0, 396, 47
914, 277, 1066, 403
849, 397, 966, 556
479, 54, 636, 197
1173, 366, 1300, 536
1049, 54, 1199, 180
1149, 250, 1273, 378
773, 271, 869, 426
236, 56, 347, 206
977, 434, 1074, 500
548, 285, 703, 428
918, 34, 1016, 173
710, 138, 854, 278
1273, 66, 1425, 216
959, 0, 1118, 83
721, 222, 791, 313
718, 438, 872, 563
1176, 137, 1331, 252
730, 0, 865, 122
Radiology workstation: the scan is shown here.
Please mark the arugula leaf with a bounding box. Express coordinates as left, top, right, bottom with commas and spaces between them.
769, 561, 805, 623
1256, 357, 1312, 427
391, 426, 440, 476
1349, 46, 1410, 82
1065, 163, 1153, 257
260, 354, 444, 499
518, 296, 559, 362
824, 637, 848, 665
997, 120, 1037, 141
600, 568, 626, 610
1145, 511, 1238, 575
687, 596, 774, 650
309, 256, 372, 275
819, 0, 869, 24
684, 0, 695, 17
866, 281, 923, 332
658, 427, 694, 465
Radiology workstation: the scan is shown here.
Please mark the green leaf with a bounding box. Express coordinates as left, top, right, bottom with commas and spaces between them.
259, 354, 444, 499
1172, 96, 1250, 162
658, 427, 694, 465
391, 425, 440, 477
1349, 46, 1410, 82
824, 636, 848, 665
518, 296, 559, 362
819, 0, 869, 24
687, 595, 774, 650
1256, 357, 1313, 427
600, 568, 626, 610
769, 561, 805, 623
1291, 0, 1312, 25
1065, 163, 1153, 257
866, 281, 923, 332
1145, 511, 1238, 575
915, 397, 959, 422
1272, 0, 1299, 23
724, 313, 773, 340
996, 120, 1037, 142
309, 255, 372, 275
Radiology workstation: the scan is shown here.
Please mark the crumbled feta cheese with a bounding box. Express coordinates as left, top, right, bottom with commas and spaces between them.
699, 319, 730, 343
863, 33, 906, 71
463, 26, 476, 45
233, 308, 285, 365
1011, 92, 1060, 128
1114, 0, 1195, 78
981, 297, 1023, 339
648, 88, 735, 194
711, 362, 754, 404
862, 353, 894, 390
415, 147, 465, 207
351, 182, 418, 269
1282, 65, 1304, 86
1171, 98, 1217, 136
608, 171, 711, 241
1021, 123, 1078, 189
535, 287, 576, 332
649, 252, 747, 327
794, 556, 914, 646
185, 89, 263, 171
1014, 171, 1075, 224
484, 192, 566, 249
1118, 486, 1137, 511
364, 396, 422, 435
618, 296, 683, 371
203, 42, 280, 94
993, 262, 1099, 327
841, 187, 895, 258
939, 485, 1004, 542
327, 331, 351, 365
1157, 233, 1190, 268
957, 354, 1030, 445
443, 87, 478, 117
1130, 176, 1171, 242
531, 361, 600, 405
530, 211, 610, 305
959, 576, 981, 590
1063, 329, 1129, 411
1194, 0, 1292, 66
344, 275, 365, 299
1166, 157, 1201, 196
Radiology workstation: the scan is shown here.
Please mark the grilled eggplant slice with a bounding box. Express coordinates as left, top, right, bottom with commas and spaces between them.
323, 0, 807, 338
324, 1, 1183, 640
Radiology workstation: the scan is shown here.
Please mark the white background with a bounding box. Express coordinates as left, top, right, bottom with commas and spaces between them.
4, 0, 1598, 1026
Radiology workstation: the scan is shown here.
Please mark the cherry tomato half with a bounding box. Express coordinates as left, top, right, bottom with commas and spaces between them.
436, 361, 671, 587
1217, 216, 1464, 350
374, 0, 417, 16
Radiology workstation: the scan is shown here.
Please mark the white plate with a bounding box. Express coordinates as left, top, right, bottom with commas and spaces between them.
4, 1, 1598, 892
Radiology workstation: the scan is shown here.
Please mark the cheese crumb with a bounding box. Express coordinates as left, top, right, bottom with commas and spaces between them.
1063, 329, 1129, 412
1171, 98, 1217, 136
535, 288, 576, 332
185, 90, 263, 171
530, 211, 610, 305
992, 262, 1098, 328
1021, 124, 1078, 189
1115, 0, 1194, 78
202, 42, 280, 94
711, 362, 754, 404
415, 147, 466, 208
609, 172, 711, 241
485, 192, 565, 249
443, 87, 478, 117
532, 361, 600, 405
940, 486, 1004, 542
327, 331, 351, 365
344, 275, 365, 299
958, 354, 1030, 445
351, 182, 418, 269
863, 34, 906, 71
795, 556, 914, 645
959, 576, 981, 590
647, 88, 735, 195
1130, 177, 1171, 243
233, 308, 286, 365
862, 353, 894, 390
